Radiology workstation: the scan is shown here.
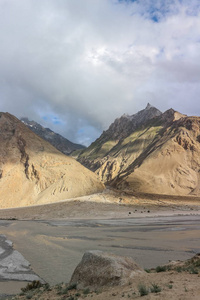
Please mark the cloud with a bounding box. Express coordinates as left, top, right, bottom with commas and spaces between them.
0, 0, 200, 145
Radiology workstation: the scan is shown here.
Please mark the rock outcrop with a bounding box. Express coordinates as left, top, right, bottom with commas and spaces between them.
0, 112, 104, 208
70, 250, 145, 290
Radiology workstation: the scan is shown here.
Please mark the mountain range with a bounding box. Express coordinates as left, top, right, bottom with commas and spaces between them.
21, 118, 85, 155
77, 103, 200, 196
1, 102, 200, 210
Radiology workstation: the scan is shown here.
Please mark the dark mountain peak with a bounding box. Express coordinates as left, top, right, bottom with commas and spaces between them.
100, 104, 162, 141
133, 103, 161, 119
21, 117, 85, 155
145, 102, 152, 110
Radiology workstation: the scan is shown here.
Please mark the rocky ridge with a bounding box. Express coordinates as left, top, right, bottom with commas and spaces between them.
21, 117, 85, 155
76, 104, 200, 195
77, 103, 163, 180
113, 113, 200, 195
101, 103, 162, 141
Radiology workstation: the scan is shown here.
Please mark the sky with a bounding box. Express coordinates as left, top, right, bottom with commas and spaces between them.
0, 0, 200, 146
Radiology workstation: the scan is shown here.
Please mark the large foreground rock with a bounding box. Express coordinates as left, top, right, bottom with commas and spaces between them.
70, 250, 145, 290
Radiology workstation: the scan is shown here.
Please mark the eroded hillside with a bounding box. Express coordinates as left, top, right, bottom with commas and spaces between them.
78, 104, 163, 182
76, 104, 200, 195
114, 114, 200, 195
0, 112, 104, 208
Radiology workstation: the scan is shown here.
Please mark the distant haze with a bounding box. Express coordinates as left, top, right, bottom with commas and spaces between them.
0, 0, 200, 145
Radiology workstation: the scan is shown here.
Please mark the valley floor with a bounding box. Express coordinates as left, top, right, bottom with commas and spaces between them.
0, 188, 200, 220
0, 190, 200, 299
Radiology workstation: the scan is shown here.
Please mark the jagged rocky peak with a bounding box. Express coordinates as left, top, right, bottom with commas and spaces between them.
102, 103, 162, 140
21, 117, 85, 155
146, 102, 152, 109
121, 103, 159, 119
145, 102, 158, 110
132, 102, 162, 119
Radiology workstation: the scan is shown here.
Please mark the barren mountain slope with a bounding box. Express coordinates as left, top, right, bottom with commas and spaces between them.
76, 104, 200, 196
114, 114, 200, 195
0, 112, 104, 208
77, 104, 163, 182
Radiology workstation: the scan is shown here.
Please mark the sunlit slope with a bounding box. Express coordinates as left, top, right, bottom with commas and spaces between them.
114, 115, 200, 195
0, 112, 104, 208
76, 104, 200, 196
78, 104, 163, 182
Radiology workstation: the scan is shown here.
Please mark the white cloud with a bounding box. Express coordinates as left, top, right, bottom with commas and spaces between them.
0, 0, 200, 145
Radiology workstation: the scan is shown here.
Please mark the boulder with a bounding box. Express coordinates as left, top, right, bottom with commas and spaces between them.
70, 250, 145, 290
